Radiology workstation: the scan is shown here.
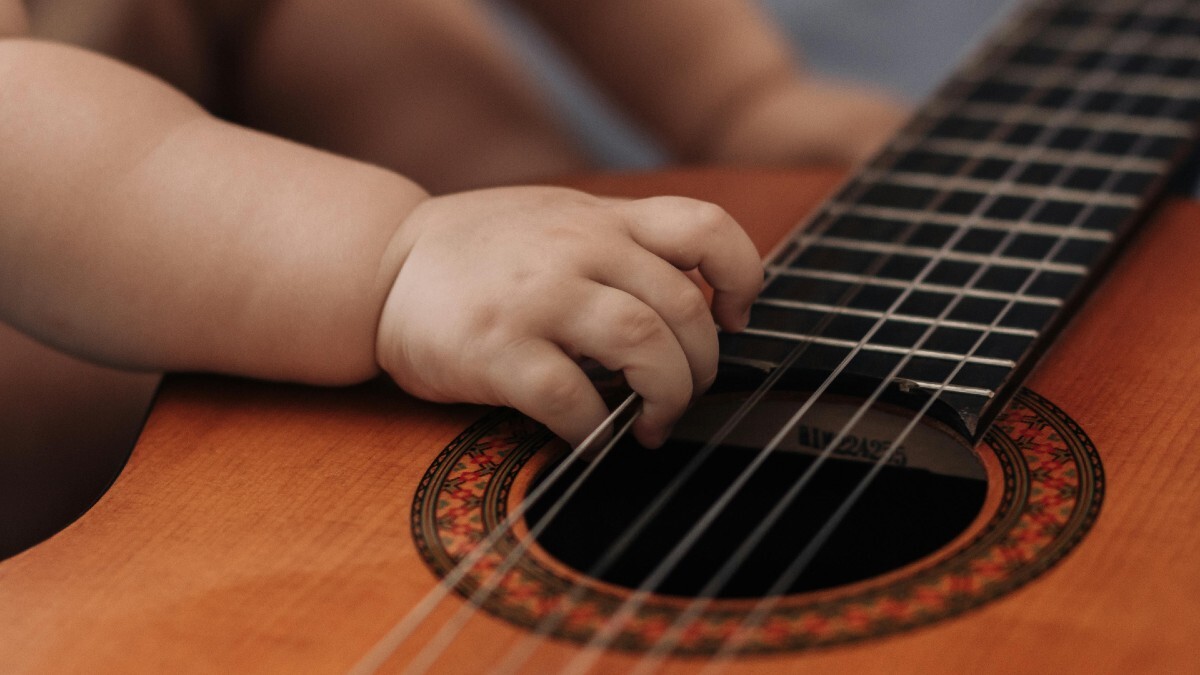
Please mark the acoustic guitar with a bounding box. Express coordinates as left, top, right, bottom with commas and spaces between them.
4, 0, 1200, 672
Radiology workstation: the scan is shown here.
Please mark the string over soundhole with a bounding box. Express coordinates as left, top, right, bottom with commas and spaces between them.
527, 390, 987, 598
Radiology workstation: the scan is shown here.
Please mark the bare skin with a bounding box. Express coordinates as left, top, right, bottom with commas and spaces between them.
3, 0, 905, 454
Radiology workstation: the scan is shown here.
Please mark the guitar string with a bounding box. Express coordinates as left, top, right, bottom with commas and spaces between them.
348, 395, 640, 675
376, 0, 1104, 667
353, 15, 966, 672
649, 18, 1200, 675
390, 408, 644, 675
468, 7, 1127, 671
398, 35, 1006, 673
470, 0, 1180, 667
697, 18, 1200, 675
350, 0, 1185, 667
554, 4, 1172, 670
497, 1, 1154, 671
381, 145, 916, 674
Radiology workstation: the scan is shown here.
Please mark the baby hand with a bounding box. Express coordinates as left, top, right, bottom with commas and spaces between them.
375, 186, 763, 448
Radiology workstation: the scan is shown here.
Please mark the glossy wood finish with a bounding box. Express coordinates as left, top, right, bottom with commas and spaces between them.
2, 168, 1198, 673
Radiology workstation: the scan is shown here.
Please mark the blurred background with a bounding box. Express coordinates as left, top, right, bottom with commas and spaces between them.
493, 0, 1020, 168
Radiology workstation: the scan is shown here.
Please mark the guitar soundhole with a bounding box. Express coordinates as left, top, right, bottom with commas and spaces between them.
526, 392, 988, 598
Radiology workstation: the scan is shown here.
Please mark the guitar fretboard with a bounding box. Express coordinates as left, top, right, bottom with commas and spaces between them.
720, 0, 1200, 437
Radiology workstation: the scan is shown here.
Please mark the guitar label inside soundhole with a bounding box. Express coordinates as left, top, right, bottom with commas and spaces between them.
526, 392, 987, 598
672, 395, 986, 480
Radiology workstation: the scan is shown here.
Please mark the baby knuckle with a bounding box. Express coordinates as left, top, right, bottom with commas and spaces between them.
668, 284, 711, 324
464, 303, 503, 335
612, 305, 663, 349
524, 367, 588, 414
689, 199, 731, 225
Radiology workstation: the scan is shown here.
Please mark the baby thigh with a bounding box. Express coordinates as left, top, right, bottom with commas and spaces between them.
240, 0, 586, 193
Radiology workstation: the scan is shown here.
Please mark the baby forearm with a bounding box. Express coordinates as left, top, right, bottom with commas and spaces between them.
0, 39, 427, 384
515, 0, 797, 156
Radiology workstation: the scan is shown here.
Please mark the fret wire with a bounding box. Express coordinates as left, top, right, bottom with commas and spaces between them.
929, 100, 1196, 138
1010, 27, 1200, 60
719, 352, 998, 397
741, 327, 1017, 367
964, 63, 1200, 97
831, 203, 1115, 242
880, 377, 995, 398
903, 137, 1168, 173
767, 267, 1066, 306
793, 234, 1089, 274
754, 297, 1040, 336
1055, 0, 1200, 21
855, 168, 1142, 209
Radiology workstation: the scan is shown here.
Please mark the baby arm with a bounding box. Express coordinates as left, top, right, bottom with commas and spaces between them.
514, 0, 907, 165
0, 15, 763, 448
0, 37, 427, 385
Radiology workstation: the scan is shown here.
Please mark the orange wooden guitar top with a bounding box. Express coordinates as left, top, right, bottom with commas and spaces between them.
2, 168, 1199, 673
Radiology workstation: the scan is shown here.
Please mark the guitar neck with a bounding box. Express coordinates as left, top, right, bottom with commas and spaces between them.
720, 0, 1200, 439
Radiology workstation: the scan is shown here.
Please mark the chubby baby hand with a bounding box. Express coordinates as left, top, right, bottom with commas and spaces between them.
375, 186, 763, 448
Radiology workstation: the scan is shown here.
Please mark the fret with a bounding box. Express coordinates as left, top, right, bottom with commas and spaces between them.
719, 333, 1003, 398
720, 351, 999, 400
922, 115, 1184, 160
881, 148, 1162, 199
928, 100, 1196, 138
741, 327, 1017, 368
824, 204, 1115, 242
1066, 0, 1200, 18
1020, 88, 1200, 123
857, 170, 1141, 210
1010, 28, 1200, 62
1048, 3, 1200, 30
836, 190, 1132, 233
764, 267, 1065, 307
750, 301, 1039, 363
1011, 50, 1200, 81
909, 137, 1167, 174
749, 302, 1037, 359
793, 234, 1089, 275
963, 65, 1200, 99
893, 380, 994, 399
753, 298, 1040, 338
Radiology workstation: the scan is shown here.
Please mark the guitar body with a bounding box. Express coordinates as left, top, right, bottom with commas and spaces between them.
1, 168, 1198, 673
